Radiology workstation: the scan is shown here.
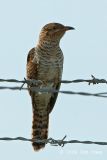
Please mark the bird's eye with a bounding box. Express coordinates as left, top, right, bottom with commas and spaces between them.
53, 27, 56, 30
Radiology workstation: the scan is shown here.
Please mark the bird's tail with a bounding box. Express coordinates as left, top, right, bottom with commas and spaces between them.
31, 96, 49, 151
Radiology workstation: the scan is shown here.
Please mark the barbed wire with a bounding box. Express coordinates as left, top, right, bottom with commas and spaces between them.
0, 136, 107, 147
0, 86, 107, 98
0, 75, 107, 85
0, 75, 107, 98
0, 77, 107, 147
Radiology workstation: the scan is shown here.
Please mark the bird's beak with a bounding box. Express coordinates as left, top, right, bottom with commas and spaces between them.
64, 26, 75, 31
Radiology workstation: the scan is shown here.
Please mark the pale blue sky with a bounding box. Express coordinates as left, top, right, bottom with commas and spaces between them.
0, 0, 107, 159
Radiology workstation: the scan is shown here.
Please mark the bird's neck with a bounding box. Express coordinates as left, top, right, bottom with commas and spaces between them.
37, 39, 60, 51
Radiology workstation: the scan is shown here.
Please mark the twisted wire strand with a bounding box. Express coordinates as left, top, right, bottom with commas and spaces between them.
0, 75, 107, 98
0, 86, 107, 98
0, 75, 107, 85
0, 136, 107, 147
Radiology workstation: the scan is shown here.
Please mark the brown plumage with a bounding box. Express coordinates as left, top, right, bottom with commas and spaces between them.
26, 22, 74, 151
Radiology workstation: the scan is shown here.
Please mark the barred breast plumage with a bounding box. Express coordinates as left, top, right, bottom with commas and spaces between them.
35, 42, 63, 82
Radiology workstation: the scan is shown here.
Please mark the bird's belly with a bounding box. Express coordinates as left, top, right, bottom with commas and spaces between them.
44, 66, 58, 81
33, 55, 63, 107
35, 66, 56, 108
35, 64, 60, 106
38, 61, 62, 83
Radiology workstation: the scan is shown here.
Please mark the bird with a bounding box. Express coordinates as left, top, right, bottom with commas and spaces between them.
26, 22, 74, 151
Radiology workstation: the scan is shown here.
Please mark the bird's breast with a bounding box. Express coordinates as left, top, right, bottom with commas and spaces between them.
39, 54, 63, 82
34, 48, 63, 83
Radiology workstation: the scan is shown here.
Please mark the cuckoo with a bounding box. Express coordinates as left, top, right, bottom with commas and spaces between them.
26, 22, 74, 151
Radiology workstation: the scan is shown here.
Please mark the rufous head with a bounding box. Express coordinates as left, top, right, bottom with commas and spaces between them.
39, 22, 75, 42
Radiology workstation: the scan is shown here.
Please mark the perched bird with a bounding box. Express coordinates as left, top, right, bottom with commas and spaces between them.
26, 22, 74, 151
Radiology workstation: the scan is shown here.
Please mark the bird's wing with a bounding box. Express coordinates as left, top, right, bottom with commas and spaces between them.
48, 82, 61, 113
26, 47, 38, 95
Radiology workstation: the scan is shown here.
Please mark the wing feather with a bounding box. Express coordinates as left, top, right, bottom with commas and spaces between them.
27, 47, 38, 80
48, 83, 61, 113
26, 47, 38, 95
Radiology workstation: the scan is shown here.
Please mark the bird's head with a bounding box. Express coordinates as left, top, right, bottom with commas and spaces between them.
39, 23, 75, 42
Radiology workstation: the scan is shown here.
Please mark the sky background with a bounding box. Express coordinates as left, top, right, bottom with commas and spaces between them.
0, 0, 107, 159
